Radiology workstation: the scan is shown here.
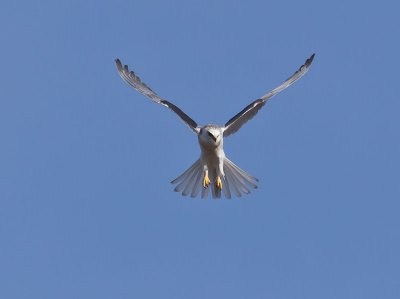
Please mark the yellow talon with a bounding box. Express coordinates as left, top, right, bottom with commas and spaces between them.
203, 173, 211, 188
216, 176, 223, 190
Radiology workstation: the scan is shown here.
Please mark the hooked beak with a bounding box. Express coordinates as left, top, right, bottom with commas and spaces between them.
207, 131, 217, 142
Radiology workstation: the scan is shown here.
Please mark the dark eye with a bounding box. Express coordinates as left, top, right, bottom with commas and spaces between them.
207, 131, 216, 141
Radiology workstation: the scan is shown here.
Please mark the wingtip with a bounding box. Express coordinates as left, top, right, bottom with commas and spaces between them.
115, 58, 122, 70
307, 53, 316, 65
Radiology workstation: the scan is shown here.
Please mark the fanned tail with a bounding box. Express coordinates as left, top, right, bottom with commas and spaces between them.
223, 157, 258, 197
171, 158, 258, 199
208, 169, 222, 199
171, 159, 204, 198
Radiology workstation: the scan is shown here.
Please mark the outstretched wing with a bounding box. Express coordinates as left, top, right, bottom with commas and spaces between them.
115, 59, 200, 134
223, 53, 315, 137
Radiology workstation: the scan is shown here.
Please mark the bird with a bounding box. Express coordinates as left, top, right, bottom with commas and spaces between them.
115, 54, 315, 199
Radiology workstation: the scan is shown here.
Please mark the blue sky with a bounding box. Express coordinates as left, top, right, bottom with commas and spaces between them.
1, 0, 399, 298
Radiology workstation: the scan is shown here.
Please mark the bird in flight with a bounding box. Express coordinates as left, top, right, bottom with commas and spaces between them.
115, 54, 315, 199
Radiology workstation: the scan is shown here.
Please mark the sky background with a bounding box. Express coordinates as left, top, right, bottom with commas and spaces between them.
1, 0, 399, 298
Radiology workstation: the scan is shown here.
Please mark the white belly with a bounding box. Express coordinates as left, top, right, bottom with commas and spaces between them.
199, 141, 225, 175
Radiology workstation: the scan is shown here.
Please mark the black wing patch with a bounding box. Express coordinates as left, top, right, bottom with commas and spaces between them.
115, 59, 199, 134
223, 53, 315, 137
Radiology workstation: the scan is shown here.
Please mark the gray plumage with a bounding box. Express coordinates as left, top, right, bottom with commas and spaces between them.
223, 53, 315, 137
115, 54, 315, 198
115, 59, 199, 133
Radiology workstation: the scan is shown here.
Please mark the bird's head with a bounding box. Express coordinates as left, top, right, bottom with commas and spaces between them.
199, 125, 223, 148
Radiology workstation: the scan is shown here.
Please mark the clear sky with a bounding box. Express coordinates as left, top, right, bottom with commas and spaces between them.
1, 0, 399, 298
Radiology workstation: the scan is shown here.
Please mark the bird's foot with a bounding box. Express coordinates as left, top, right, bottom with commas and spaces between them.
216, 176, 223, 190
203, 173, 211, 188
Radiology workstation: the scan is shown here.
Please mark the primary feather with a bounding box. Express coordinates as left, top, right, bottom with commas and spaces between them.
223, 53, 315, 137
115, 54, 315, 199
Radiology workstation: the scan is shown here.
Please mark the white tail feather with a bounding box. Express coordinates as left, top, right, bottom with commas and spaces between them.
171, 157, 257, 199
172, 159, 202, 193
221, 174, 232, 199
224, 158, 258, 188
171, 159, 199, 185
201, 183, 209, 199
225, 170, 242, 197
210, 169, 222, 199
182, 167, 201, 196
191, 170, 203, 198
223, 158, 258, 197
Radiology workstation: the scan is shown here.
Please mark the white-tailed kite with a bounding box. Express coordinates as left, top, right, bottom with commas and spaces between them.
115, 54, 315, 199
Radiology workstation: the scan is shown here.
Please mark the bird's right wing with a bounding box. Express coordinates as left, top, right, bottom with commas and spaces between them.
115, 59, 200, 134
223, 53, 315, 137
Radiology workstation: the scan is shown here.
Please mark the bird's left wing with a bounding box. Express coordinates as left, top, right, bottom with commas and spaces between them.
115, 59, 200, 134
223, 53, 315, 137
